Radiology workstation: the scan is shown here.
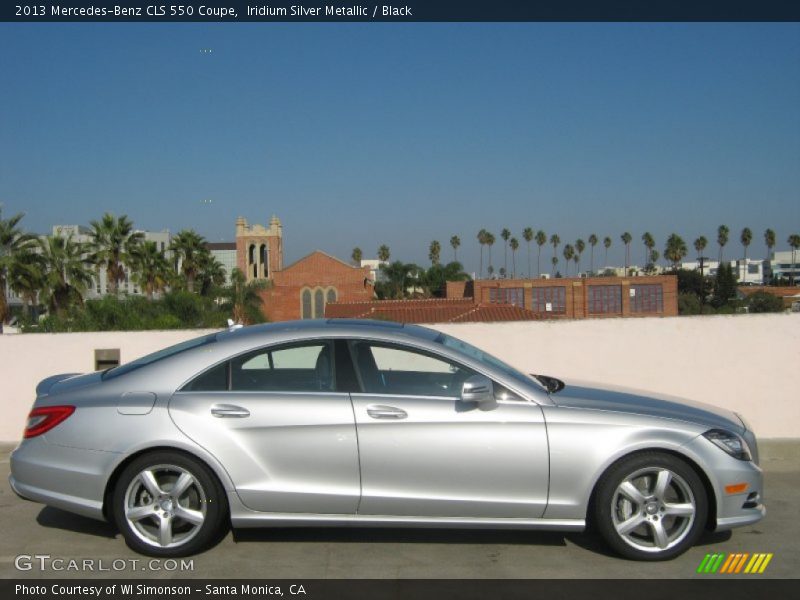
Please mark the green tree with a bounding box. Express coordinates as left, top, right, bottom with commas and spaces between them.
131, 241, 170, 300
509, 237, 519, 278
693, 236, 708, 275
764, 228, 776, 263
197, 252, 226, 297
664, 233, 688, 270
789, 233, 800, 286
377, 261, 418, 299
550, 255, 558, 276
223, 267, 267, 324
477, 229, 488, 279
0, 209, 36, 331
500, 228, 511, 274
603, 236, 612, 267
88, 213, 143, 296
717, 225, 730, 263
170, 229, 208, 293
620, 232, 632, 270
522, 227, 533, 278
588, 233, 598, 274
485, 232, 496, 274
562, 244, 575, 276
746, 291, 783, 313
711, 262, 737, 309
641, 232, 655, 269
549, 234, 560, 276
428, 240, 441, 266
535, 230, 547, 277
740, 227, 753, 278
377, 244, 391, 263
351, 246, 363, 266
575, 238, 585, 274
38, 234, 95, 316
449, 236, 460, 262
9, 245, 46, 322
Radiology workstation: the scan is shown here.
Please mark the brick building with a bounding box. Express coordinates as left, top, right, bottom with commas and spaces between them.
447, 275, 678, 319
326, 297, 540, 323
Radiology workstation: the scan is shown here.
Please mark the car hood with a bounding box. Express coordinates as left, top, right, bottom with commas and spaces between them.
36, 372, 104, 396
550, 379, 745, 434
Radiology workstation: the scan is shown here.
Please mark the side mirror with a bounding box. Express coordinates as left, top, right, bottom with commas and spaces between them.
460, 375, 494, 405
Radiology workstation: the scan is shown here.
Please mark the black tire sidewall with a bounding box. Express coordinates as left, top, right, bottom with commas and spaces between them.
112, 451, 228, 557
594, 452, 708, 561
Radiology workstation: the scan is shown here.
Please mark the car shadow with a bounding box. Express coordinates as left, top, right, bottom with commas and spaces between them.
36, 506, 118, 539
232, 526, 570, 547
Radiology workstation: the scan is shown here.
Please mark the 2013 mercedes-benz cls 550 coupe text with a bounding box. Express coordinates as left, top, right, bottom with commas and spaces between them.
9, 319, 764, 560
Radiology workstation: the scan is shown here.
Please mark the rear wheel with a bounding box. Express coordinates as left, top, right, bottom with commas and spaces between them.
112, 451, 228, 556
594, 452, 707, 560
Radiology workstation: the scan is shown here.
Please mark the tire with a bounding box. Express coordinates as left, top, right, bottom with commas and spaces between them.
112, 451, 228, 557
593, 452, 708, 561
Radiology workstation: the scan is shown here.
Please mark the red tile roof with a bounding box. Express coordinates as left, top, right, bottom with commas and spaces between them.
325, 298, 539, 323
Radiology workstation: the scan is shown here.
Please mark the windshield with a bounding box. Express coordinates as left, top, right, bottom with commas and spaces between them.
103, 333, 218, 380
434, 333, 541, 391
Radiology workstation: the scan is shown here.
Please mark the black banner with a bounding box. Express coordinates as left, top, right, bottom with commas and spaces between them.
3, 580, 799, 600
3, 0, 800, 23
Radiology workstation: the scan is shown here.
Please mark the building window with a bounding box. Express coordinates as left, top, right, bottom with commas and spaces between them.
301, 289, 312, 319
531, 286, 566, 313
488, 287, 524, 306
748, 264, 759, 274
588, 285, 622, 314
314, 289, 325, 318
326, 288, 338, 304
630, 284, 663, 313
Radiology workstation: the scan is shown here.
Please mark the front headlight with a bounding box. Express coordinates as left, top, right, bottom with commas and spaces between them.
703, 429, 752, 461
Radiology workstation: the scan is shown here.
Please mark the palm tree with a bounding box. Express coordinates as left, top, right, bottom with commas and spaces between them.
788, 233, 800, 286
664, 233, 688, 271
509, 237, 519, 278
428, 240, 441, 266
641, 232, 655, 269
351, 247, 363, 266
500, 228, 511, 274
562, 244, 574, 276
717, 225, 729, 263
197, 252, 227, 297
603, 236, 612, 268
9, 246, 45, 322
549, 234, 560, 272
649, 249, 660, 272
588, 234, 598, 274
131, 241, 169, 300
740, 227, 753, 280
170, 229, 207, 293
377, 244, 391, 263
0, 210, 36, 331
449, 236, 460, 262
694, 236, 708, 276
620, 232, 632, 271
575, 239, 585, 274
88, 213, 144, 296
485, 232, 496, 274
764, 228, 776, 262
223, 267, 267, 324
38, 234, 94, 315
535, 230, 547, 277
551, 255, 558, 277
477, 229, 488, 279
522, 227, 533, 278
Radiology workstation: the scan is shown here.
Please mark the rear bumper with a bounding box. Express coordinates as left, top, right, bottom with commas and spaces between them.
9, 437, 117, 521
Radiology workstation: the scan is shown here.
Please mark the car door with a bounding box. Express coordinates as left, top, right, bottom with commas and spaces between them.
348, 340, 549, 519
169, 339, 360, 514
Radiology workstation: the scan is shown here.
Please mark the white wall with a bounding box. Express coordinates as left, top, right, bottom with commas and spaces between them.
1, 314, 797, 443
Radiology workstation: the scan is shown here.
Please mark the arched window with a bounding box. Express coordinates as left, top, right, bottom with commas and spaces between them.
314, 288, 325, 318
301, 289, 312, 319
326, 288, 337, 303
259, 244, 268, 278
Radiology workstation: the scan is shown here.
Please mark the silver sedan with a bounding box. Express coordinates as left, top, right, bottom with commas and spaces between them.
9, 319, 764, 560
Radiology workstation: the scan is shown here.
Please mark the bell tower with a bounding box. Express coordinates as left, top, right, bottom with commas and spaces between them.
236, 215, 284, 282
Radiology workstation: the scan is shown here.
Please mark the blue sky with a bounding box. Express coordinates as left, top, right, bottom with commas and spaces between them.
1, 23, 798, 272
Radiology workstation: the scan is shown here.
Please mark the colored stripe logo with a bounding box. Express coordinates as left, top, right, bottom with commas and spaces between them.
697, 552, 773, 574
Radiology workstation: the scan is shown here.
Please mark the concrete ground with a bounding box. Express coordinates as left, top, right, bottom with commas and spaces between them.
1, 442, 797, 579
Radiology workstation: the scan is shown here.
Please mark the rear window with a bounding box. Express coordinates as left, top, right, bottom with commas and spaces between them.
103, 333, 218, 380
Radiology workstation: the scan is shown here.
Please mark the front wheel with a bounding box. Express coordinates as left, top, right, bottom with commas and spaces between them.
112, 451, 228, 556
594, 452, 708, 561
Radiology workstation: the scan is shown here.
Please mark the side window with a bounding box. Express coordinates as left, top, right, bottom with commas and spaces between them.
231, 342, 333, 392
182, 362, 229, 392
350, 342, 475, 397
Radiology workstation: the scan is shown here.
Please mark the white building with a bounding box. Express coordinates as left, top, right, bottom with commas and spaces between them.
769, 250, 800, 284
682, 257, 767, 284
360, 259, 388, 283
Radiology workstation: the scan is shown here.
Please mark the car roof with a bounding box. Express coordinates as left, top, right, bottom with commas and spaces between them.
215, 319, 441, 345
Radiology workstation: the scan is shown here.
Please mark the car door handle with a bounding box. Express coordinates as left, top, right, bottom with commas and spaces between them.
366, 404, 407, 420
211, 404, 250, 418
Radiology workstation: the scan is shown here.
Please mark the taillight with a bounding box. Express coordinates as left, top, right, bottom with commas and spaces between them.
24, 405, 75, 439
